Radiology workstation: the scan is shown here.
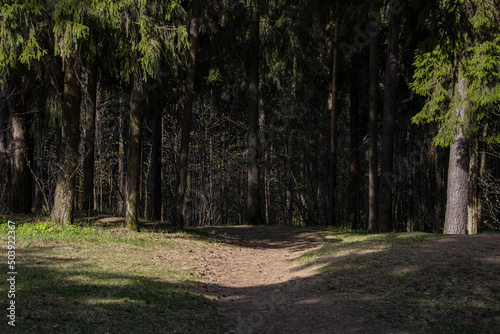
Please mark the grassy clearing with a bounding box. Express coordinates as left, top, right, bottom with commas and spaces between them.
299, 230, 500, 334
2, 218, 499, 333
0, 218, 222, 334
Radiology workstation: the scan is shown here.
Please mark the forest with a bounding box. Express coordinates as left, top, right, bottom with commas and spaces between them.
1, 0, 499, 235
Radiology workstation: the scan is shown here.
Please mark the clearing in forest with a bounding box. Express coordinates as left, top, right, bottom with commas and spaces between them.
1, 219, 499, 333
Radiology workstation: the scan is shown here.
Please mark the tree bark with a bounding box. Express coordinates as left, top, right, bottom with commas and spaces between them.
368, 22, 378, 232
82, 63, 98, 214
0, 79, 12, 212
10, 77, 33, 213
246, 0, 264, 225
379, 5, 400, 232
51, 58, 82, 225
33, 138, 44, 212
149, 117, 162, 220
434, 137, 448, 231
125, 82, 143, 231
175, 0, 200, 229
258, 84, 268, 225
495, 150, 500, 224
467, 135, 479, 234
286, 138, 293, 226
348, 53, 361, 229
328, 3, 339, 226
117, 92, 127, 215
444, 77, 469, 235
476, 125, 488, 230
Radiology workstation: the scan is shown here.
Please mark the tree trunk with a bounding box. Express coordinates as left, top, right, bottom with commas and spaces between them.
117, 92, 127, 215
51, 59, 82, 225
258, 85, 268, 225
0, 79, 11, 212
434, 141, 448, 231
149, 117, 162, 220
379, 5, 400, 232
246, 0, 264, 225
33, 138, 43, 212
348, 53, 361, 229
142, 138, 147, 218
495, 150, 500, 224
125, 82, 143, 231
476, 125, 488, 230
175, 0, 200, 229
444, 77, 469, 235
286, 138, 293, 226
328, 3, 339, 226
82, 63, 98, 214
8, 75, 32, 213
368, 22, 378, 232
467, 135, 479, 234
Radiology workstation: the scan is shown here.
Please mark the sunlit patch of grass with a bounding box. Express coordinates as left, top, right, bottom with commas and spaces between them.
0, 219, 183, 249
297, 255, 314, 263
299, 231, 440, 263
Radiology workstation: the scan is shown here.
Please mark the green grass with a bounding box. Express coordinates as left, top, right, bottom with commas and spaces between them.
0, 218, 184, 247
0, 218, 222, 334
2, 218, 499, 333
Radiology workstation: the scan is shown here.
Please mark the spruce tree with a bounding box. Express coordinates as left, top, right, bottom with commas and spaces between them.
411, 0, 500, 234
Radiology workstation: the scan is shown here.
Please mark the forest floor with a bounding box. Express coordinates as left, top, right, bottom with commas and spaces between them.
1, 217, 499, 333
189, 225, 500, 334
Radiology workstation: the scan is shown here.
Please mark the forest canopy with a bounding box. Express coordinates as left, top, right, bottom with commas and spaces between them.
0, 0, 499, 234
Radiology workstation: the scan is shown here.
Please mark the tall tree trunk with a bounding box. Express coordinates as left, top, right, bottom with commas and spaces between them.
379, 6, 400, 232
175, 0, 200, 229
495, 149, 500, 224
0, 79, 11, 212
125, 82, 143, 231
51, 59, 82, 225
258, 84, 268, 225
33, 138, 43, 212
149, 117, 162, 220
328, 3, 339, 226
476, 125, 488, 230
286, 138, 293, 226
117, 92, 127, 215
9, 76, 32, 213
444, 77, 469, 234
467, 135, 479, 234
434, 139, 448, 231
82, 63, 98, 214
246, 0, 264, 225
142, 138, 147, 218
348, 53, 361, 229
368, 23, 378, 232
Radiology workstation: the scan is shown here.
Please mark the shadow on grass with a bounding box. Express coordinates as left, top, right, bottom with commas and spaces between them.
1, 246, 222, 334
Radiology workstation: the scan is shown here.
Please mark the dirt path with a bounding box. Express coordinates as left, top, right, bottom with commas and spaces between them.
192, 226, 396, 334
187, 226, 500, 334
